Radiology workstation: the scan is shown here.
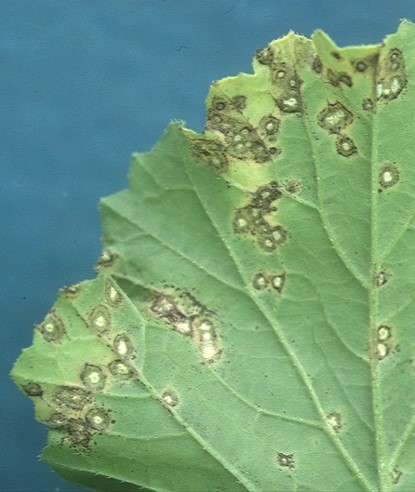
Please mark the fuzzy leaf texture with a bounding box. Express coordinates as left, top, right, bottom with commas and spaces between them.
12, 21, 415, 492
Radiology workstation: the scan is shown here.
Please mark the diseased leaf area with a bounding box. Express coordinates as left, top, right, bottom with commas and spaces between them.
12, 21, 415, 492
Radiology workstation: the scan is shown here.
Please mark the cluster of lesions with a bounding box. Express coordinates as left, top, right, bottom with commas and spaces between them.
233, 181, 287, 253
255, 44, 303, 115
376, 48, 407, 102
86, 280, 137, 380
188, 45, 312, 174
252, 271, 285, 294
22, 366, 115, 450
376, 324, 393, 361
188, 92, 282, 174
28, 278, 140, 448
312, 53, 356, 90
313, 51, 380, 113
150, 290, 222, 363
318, 100, 357, 158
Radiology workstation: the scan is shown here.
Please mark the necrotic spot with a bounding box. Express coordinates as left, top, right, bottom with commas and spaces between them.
81, 364, 106, 391
96, 248, 117, 268
52, 386, 92, 410
231, 95, 246, 110
161, 389, 179, 408
377, 342, 389, 360
276, 96, 301, 113
318, 102, 353, 133
377, 325, 391, 342
259, 115, 280, 137
105, 279, 122, 306
326, 411, 343, 432
271, 274, 285, 293
113, 334, 134, 358
375, 270, 389, 287
362, 98, 374, 111
38, 311, 66, 342
277, 452, 295, 469
336, 135, 357, 157
379, 163, 400, 190
89, 305, 111, 334
252, 272, 269, 290
312, 56, 323, 74
255, 46, 274, 65
23, 382, 43, 397
355, 61, 367, 72
86, 408, 111, 432
338, 73, 353, 87
109, 360, 135, 379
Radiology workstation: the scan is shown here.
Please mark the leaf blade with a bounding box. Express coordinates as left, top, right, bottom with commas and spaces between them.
12, 21, 415, 491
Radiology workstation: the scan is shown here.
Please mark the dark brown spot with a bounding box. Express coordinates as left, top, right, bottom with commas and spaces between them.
277, 452, 295, 468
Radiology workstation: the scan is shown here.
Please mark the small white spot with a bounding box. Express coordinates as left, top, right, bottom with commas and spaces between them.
264, 238, 274, 248
113, 334, 133, 358
152, 296, 175, 315
341, 140, 351, 151
377, 325, 391, 342
116, 339, 128, 356
266, 122, 276, 132
382, 171, 393, 183
173, 318, 192, 335
390, 76, 402, 94
276, 70, 286, 79
81, 364, 106, 390
162, 390, 179, 407
326, 411, 342, 432
109, 286, 120, 303
88, 371, 101, 384
253, 273, 268, 289
236, 217, 248, 229
283, 97, 298, 109
44, 321, 55, 333
325, 110, 346, 127
272, 275, 284, 289
199, 320, 213, 332
377, 343, 389, 360
375, 271, 387, 286
89, 305, 111, 333
93, 415, 104, 425
201, 342, 218, 361
94, 315, 106, 329
201, 331, 212, 341
86, 408, 110, 431
115, 362, 129, 374
272, 229, 283, 241
376, 83, 383, 99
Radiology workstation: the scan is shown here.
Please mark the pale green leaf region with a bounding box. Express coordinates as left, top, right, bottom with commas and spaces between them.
11, 21, 415, 491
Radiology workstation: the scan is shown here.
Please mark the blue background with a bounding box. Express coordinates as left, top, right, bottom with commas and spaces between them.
2, 1, 414, 490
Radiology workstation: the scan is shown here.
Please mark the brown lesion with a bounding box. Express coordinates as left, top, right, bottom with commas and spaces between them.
149, 289, 222, 363
376, 48, 407, 101
252, 271, 285, 293
277, 452, 295, 469
233, 182, 288, 253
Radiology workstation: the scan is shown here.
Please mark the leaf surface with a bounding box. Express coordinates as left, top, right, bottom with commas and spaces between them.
12, 21, 415, 491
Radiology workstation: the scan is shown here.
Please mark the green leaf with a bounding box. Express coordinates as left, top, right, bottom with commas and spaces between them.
11, 21, 415, 491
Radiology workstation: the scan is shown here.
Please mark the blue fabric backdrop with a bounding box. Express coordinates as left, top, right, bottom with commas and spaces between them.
2, 1, 414, 490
